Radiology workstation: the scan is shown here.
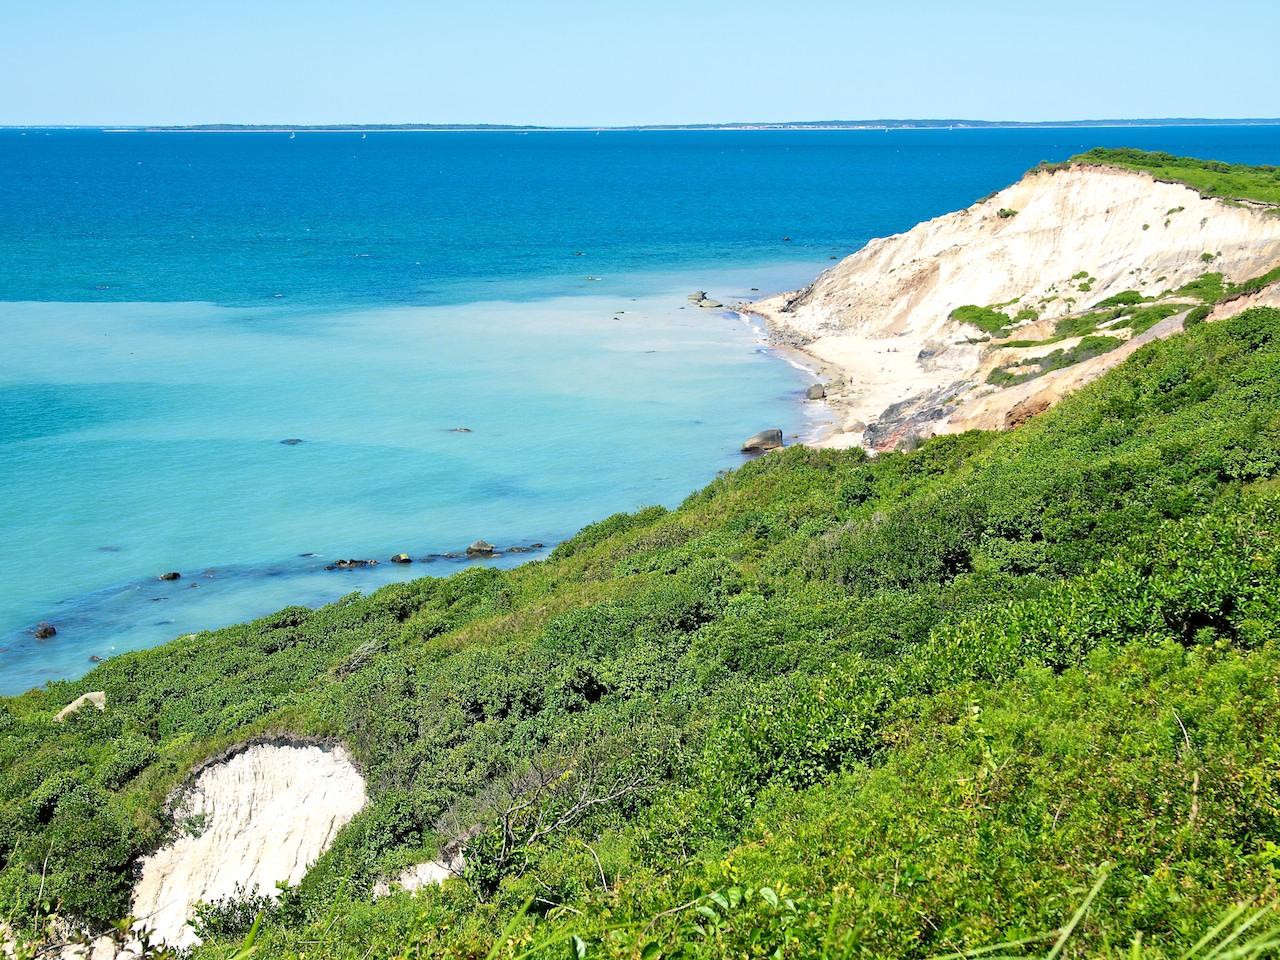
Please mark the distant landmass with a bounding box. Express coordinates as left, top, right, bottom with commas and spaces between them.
6, 117, 1280, 132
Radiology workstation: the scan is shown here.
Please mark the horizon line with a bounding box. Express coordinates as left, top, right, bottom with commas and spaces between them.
5, 116, 1280, 132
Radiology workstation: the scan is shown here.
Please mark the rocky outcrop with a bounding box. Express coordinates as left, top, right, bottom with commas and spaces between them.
466, 540, 495, 556
34, 621, 57, 639
748, 163, 1280, 447
131, 741, 367, 949
372, 853, 463, 898
741, 429, 784, 453
1003, 395, 1052, 430
55, 691, 106, 722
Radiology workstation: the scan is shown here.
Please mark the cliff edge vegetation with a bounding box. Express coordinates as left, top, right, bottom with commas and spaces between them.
1065, 147, 1280, 204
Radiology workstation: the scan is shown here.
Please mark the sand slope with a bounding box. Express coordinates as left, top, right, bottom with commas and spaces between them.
131, 742, 367, 948
750, 163, 1280, 446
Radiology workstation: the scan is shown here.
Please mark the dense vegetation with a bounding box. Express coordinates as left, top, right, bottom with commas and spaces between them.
7, 307, 1280, 958
1068, 148, 1280, 205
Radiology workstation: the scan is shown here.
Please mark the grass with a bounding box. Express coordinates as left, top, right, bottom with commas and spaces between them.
1173, 272, 1228, 303
950, 304, 1014, 336
1230, 264, 1280, 299
987, 334, 1122, 386
1092, 290, 1148, 308
1069, 148, 1280, 205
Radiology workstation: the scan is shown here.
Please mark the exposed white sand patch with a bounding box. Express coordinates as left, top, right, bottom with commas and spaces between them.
371, 855, 462, 898
747, 163, 1280, 446
55, 691, 106, 721
131, 741, 366, 949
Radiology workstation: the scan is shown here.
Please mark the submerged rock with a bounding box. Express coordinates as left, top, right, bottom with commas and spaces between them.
741, 428, 784, 453
158, 571, 181, 581
279, 438, 304, 446
696, 297, 723, 309
466, 540, 496, 556
33, 621, 57, 639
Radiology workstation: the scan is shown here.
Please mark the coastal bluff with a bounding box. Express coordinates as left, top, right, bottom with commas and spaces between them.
749, 158, 1280, 448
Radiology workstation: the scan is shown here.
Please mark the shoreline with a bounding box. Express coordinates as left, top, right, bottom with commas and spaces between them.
738, 292, 945, 451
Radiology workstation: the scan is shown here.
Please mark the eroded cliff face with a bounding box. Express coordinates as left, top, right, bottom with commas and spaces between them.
131, 741, 367, 949
751, 163, 1280, 446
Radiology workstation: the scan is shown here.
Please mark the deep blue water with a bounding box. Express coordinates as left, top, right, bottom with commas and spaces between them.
3, 126, 1279, 694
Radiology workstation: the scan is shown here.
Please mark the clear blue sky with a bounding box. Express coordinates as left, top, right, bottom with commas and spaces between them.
3, 0, 1277, 126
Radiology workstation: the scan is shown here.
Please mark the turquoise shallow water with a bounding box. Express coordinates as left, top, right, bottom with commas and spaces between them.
3, 126, 1280, 694
0, 264, 823, 693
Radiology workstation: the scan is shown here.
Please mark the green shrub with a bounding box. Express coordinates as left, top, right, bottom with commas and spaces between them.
949, 304, 1012, 335
1185, 304, 1212, 327
1093, 290, 1146, 307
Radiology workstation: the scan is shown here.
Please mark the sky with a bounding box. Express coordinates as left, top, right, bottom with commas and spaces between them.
2, 0, 1278, 126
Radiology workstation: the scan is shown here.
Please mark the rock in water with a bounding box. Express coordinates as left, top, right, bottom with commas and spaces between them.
697, 297, 723, 309
687, 290, 708, 302
390, 553, 412, 564
741, 429, 784, 453
327, 558, 378, 570
158, 571, 181, 581
806, 384, 826, 400
466, 540, 495, 556
33, 621, 57, 639
279, 438, 304, 446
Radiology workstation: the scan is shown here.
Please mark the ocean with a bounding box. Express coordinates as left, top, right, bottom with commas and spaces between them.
3, 125, 1279, 694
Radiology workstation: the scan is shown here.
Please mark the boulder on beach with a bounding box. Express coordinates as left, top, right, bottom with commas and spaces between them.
55, 691, 106, 722
33, 621, 57, 639
159, 571, 181, 581
390, 553, 412, 564
466, 540, 495, 556
1004, 395, 1052, 430
806, 384, 826, 400
741, 428, 784, 453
